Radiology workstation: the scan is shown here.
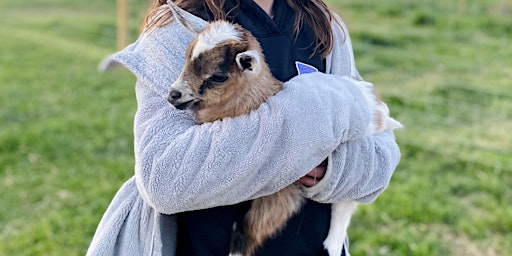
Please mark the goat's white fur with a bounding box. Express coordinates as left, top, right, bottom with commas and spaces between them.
191, 23, 241, 60
324, 201, 358, 256
358, 80, 403, 133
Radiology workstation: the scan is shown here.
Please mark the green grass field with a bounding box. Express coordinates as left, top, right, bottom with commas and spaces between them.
1, 0, 510, 255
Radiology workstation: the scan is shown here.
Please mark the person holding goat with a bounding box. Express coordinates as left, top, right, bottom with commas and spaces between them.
87, 0, 401, 255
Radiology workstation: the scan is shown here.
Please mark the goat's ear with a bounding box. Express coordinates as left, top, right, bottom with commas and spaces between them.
236, 50, 261, 73
167, 0, 206, 35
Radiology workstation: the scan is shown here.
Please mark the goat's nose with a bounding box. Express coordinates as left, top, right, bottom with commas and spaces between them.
168, 89, 182, 103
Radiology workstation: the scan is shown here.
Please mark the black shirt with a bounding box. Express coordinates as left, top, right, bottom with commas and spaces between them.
176, 0, 337, 255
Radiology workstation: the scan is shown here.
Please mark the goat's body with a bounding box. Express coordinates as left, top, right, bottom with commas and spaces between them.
184, 43, 301, 255
167, 5, 401, 255
188, 53, 306, 256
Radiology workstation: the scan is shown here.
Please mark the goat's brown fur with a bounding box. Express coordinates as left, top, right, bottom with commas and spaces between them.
178, 23, 282, 123
244, 185, 304, 255
169, 20, 302, 255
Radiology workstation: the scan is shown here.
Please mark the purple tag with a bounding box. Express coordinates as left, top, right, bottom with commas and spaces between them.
295, 61, 318, 75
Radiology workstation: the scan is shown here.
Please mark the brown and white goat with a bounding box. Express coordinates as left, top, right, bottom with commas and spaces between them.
166, 3, 401, 256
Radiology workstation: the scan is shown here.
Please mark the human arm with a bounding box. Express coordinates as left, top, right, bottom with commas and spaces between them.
131, 72, 371, 214
298, 76, 400, 204
108, 17, 374, 214
111, 11, 395, 214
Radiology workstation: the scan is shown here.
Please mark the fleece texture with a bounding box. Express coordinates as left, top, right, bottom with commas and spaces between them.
86, 5, 400, 256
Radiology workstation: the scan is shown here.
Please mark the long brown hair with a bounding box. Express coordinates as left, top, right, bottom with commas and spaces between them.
143, 0, 342, 57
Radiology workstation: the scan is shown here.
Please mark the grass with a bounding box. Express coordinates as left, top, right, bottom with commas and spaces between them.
330, 1, 512, 255
0, 1, 144, 254
1, 0, 511, 255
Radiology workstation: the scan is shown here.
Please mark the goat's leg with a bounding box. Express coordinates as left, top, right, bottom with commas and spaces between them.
323, 201, 358, 256
242, 183, 304, 255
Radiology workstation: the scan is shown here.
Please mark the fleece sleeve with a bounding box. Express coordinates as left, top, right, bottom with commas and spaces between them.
303, 129, 400, 204
300, 13, 401, 204
131, 72, 373, 215
301, 76, 401, 204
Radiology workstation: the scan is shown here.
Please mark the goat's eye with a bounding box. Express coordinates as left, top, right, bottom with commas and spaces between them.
209, 73, 229, 83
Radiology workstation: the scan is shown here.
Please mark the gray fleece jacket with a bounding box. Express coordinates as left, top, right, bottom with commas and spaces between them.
86, 6, 400, 256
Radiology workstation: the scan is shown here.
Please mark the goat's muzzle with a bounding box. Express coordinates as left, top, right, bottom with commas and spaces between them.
168, 88, 198, 110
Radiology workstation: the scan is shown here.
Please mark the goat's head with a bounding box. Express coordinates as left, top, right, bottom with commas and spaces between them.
168, 21, 264, 112
166, 2, 280, 123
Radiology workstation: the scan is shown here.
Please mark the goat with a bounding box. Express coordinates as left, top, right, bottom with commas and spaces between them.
166, 3, 402, 256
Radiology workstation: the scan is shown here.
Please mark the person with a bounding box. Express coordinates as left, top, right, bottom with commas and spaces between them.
87, 0, 401, 255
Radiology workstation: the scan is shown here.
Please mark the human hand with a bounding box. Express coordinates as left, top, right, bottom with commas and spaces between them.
299, 160, 327, 187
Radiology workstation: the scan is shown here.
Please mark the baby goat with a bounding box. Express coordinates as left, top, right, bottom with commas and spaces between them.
167, 3, 401, 256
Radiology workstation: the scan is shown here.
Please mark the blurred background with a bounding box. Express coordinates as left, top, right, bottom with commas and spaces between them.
0, 0, 510, 255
